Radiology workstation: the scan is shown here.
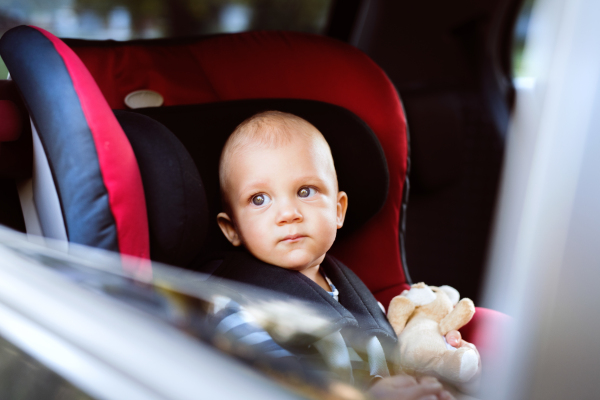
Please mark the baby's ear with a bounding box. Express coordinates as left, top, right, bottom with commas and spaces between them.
336, 191, 348, 229
217, 212, 242, 246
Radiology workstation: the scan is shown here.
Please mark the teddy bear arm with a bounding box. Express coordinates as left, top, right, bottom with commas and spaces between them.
439, 298, 475, 335
435, 346, 480, 383
387, 296, 416, 335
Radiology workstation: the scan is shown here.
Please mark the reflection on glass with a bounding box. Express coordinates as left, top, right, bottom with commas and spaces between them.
0, 0, 332, 40
0, 334, 96, 400
512, 0, 535, 78
0, 232, 367, 400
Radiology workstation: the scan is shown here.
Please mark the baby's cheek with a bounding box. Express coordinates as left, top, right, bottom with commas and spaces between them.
237, 220, 266, 249
318, 218, 339, 250
243, 238, 272, 263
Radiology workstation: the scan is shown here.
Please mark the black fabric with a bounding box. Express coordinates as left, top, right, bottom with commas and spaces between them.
114, 111, 208, 267
132, 99, 389, 258
402, 90, 504, 302
203, 251, 397, 347
398, 99, 413, 285
0, 80, 32, 180
0, 179, 26, 233
0, 26, 118, 251
321, 256, 396, 342
63, 34, 221, 49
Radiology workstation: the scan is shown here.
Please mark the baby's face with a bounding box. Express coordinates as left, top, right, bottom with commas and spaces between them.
218, 133, 347, 273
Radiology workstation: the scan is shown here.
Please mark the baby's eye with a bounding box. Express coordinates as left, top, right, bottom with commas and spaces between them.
298, 187, 316, 198
251, 193, 271, 206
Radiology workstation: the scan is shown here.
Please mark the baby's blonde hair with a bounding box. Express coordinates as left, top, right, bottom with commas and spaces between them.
219, 111, 336, 209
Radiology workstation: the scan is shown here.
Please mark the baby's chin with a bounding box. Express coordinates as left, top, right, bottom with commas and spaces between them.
264, 249, 326, 271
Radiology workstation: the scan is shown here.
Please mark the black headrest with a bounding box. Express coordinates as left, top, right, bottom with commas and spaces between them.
114, 110, 208, 267
130, 99, 389, 258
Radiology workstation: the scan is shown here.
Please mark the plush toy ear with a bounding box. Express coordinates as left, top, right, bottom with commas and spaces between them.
438, 285, 460, 306
403, 284, 436, 306
388, 296, 416, 335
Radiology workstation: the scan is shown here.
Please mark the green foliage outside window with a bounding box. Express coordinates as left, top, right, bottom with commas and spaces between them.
512, 0, 535, 77
0, 57, 7, 79
73, 0, 331, 38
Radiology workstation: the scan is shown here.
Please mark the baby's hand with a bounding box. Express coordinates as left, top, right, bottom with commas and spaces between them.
445, 330, 481, 393
444, 330, 464, 349
368, 375, 454, 400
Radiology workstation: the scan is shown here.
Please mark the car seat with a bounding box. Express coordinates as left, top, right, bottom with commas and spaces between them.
0, 25, 504, 349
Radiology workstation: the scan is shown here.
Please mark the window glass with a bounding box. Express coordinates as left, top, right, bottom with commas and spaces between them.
0, 58, 6, 79
0, 0, 332, 78
512, 0, 535, 78
0, 334, 96, 400
3, 237, 365, 400
0, 0, 333, 40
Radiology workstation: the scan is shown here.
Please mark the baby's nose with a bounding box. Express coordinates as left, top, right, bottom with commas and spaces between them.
276, 201, 303, 224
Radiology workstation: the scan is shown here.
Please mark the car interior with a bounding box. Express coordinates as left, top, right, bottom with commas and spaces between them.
0, 0, 522, 362
3, 1, 600, 399
0, 0, 526, 302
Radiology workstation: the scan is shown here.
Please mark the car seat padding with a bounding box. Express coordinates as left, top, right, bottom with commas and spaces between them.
115, 110, 208, 267
0, 26, 149, 260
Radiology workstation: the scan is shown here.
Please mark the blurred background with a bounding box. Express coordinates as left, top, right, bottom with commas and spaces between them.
0, 0, 332, 78
0, 0, 533, 95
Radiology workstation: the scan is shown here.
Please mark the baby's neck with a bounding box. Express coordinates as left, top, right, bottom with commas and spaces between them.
300, 264, 331, 292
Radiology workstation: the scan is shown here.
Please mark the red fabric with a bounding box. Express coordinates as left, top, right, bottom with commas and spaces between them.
34, 27, 150, 266
460, 307, 511, 367
0, 100, 22, 142
71, 31, 408, 302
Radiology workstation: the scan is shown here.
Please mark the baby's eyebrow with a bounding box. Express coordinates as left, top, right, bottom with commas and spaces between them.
240, 179, 269, 189
292, 175, 329, 186
237, 180, 270, 196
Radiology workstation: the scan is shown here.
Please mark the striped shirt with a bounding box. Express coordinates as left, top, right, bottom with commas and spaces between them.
209, 276, 390, 387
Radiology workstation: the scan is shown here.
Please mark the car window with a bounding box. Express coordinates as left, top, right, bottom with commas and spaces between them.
512, 0, 535, 79
0, 229, 367, 400
0, 334, 96, 400
0, 0, 333, 85
0, 0, 332, 40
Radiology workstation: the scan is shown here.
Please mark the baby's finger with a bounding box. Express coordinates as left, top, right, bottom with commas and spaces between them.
445, 330, 462, 348
417, 376, 441, 385
418, 395, 455, 400
398, 380, 444, 400
416, 378, 456, 400
386, 374, 419, 388
439, 390, 456, 400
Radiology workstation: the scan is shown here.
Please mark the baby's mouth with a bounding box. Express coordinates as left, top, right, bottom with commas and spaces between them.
280, 234, 306, 243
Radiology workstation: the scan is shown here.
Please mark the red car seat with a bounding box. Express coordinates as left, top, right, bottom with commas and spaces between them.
62, 29, 412, 305
0, 26, 502, 349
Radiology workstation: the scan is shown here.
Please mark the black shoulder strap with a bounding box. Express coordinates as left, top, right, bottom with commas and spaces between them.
205, 251, 397, 345
205, 251, 359, 334
322, 256, 397, 345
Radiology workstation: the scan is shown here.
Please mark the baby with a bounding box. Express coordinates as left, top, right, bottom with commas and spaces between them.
213, 110, 461, 400
216, 110, 346, 292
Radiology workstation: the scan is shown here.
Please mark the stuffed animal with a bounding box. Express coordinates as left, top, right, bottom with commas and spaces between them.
387, 282, 479, 384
